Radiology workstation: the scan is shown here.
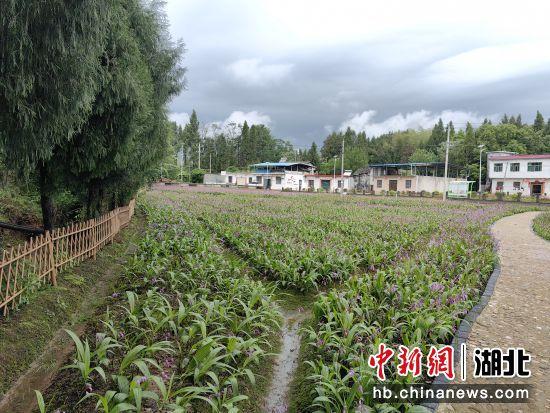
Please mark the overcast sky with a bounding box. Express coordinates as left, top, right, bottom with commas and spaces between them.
165, 0, 550, 149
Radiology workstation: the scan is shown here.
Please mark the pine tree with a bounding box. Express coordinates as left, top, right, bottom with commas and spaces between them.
426, 118, 446, 151
321, 132, 344, 159
308, 142, 320, 167
501, 114, 509, 124
240, 121, 252, 165
534, 111, 545, 132
445, 121, 455, 139
515, 114, 522, 127
184, 110, 200, 166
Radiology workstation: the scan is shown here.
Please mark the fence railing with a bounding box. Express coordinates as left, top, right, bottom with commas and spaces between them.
0, 199, 135, 316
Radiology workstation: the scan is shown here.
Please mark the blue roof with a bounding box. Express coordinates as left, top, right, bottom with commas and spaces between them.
251, 161, 313, 168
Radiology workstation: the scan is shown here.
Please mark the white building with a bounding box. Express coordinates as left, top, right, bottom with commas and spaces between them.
204, 161, 353, 192
352, 162, 464, 194
303, 172, 353, 192
487, 152, 550, 197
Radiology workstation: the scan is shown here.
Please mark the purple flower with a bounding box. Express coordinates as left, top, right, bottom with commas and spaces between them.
85, 383, 93, 393
429, 282, 445, 292
136, 376, 147, 385
111, 292, 119, 298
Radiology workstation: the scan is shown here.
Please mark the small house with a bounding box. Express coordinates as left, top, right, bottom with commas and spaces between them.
487, 152, 550, 197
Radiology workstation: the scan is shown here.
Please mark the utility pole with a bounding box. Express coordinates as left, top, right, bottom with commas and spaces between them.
333, 156, 336, 192
478, 144, 485, 194
209, 153, 212, 174
198, 141, 201, 170
180, 145, 183, 182
443, 123, 451, 201
340, 137, 345, 195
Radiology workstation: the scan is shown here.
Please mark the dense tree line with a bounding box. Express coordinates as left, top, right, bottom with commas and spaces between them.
0, 0, 184, 229
166, 110, 550, 188
162, 110, 296, 177
310, 112, 550, 186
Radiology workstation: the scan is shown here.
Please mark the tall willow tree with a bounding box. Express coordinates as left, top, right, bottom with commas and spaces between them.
53, 0, 185, 217
0, 1, 111, 229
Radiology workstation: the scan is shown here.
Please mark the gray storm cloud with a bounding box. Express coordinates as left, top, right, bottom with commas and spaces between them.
165, 0, 550, 146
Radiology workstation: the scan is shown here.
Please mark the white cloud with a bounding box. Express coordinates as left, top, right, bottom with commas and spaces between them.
222, 110, 272, 126
340, 110, 498, 137
226, 58, 293, 86
169, 112, 190, 127
200, 111, 273, 137
425, 42, 550, 87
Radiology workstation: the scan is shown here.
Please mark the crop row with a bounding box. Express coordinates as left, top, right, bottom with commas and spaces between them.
153, 191, 533, 412
44, 202, 280, 412
533, 211, 550, 240
157, 192, 444, 291
302, 200, 533, 412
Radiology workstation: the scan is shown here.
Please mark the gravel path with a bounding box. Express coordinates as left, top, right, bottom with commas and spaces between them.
439, 211, 550, 413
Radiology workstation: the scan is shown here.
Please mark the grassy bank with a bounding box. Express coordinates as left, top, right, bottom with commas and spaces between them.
533, 211, 550, 241
0, 216, 143, 401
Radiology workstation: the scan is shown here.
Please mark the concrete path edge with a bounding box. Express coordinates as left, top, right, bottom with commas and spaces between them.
423, 221, 504, 412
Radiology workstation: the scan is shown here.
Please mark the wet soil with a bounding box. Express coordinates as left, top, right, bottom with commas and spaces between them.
264, 307, 310, 413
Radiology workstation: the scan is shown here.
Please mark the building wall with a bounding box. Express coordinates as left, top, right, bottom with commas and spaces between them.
490, 178, 549, 197
203, 173, 227, 185
415, 176, 448, 193
488, 158, 550, 181
371, 175, 448, 194
352, 174, 371, 190
284, 172, 306, 191
304, 175, 352, 192
487, 156, 550, 197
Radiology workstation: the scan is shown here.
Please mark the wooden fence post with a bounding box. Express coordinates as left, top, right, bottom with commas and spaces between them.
92, 218, 97, 259
47, 231, 57, 286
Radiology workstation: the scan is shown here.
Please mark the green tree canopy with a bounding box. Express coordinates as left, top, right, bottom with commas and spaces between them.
0, 0, 112, 228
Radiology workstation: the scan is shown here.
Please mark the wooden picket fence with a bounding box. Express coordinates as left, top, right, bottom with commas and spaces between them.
0, 200, 136, 316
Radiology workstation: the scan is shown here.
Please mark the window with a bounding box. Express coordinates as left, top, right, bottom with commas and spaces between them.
496, 181, 504, 190
510, 163, 520, 172
248, 177, 253, 183
513, 182, 521, 190
257, 176, 262, 183
338, 180, 343, 188
228, 176, 233, 183
405, 179, 412, 189
276, 176, 282, 184
308, 179, 314, 189
494, 163, 503, 172
377, 179, 382, 188
528, 162, 542, 172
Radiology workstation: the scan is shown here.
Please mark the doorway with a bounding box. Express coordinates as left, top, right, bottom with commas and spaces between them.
389, 180, 398, 191
531, 183, 542, 195
266, 178, 271, 189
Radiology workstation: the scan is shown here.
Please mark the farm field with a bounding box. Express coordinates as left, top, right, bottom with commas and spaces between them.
39, 188, 536, 412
